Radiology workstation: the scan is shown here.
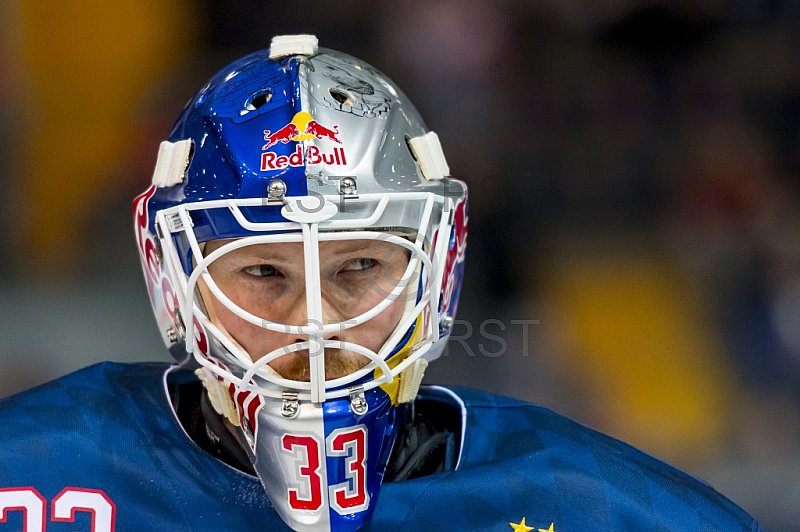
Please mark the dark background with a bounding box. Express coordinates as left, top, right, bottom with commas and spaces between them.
2, 1, 800, 529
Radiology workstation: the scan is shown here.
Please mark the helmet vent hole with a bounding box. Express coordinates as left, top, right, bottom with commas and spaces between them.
404, 134, 418, 161
186, 140, 195, 171
330, 88, 354, 107
246, 89, 273, 111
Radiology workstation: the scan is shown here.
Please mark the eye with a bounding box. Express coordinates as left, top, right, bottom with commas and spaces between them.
244, 264, 279, 277
341, 258, 378, 272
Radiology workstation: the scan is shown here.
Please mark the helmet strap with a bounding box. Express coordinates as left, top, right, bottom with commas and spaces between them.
195, 367, 240, 427
396, 357, 428, 403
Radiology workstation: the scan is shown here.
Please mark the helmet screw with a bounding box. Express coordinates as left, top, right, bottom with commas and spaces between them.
440, 315, 454, 330
267, 178, 287, 199
166, 326, 179, 343
281, 391, 300, 419
339, 177, 357, 195
348, 386, 368, 415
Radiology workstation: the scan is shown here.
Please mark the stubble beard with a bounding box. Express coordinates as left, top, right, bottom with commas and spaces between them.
269, 348, 371, 381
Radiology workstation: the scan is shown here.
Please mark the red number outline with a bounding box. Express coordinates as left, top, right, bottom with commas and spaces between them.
52, 487, 116, 532
281, 434, 324, 511
0, 487, 46, 532
281, 426, 370, 516
327, 426, 369, 513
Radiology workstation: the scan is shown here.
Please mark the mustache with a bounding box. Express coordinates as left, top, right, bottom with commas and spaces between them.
267, 348, 371, 381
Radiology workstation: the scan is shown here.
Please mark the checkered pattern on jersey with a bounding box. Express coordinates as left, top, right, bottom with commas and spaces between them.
0, 363, 285, 531
367, 387, 763, 532
0, 364, 763, 532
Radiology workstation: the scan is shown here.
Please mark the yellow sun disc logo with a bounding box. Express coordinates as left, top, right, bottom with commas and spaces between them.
290, 111, 314, 141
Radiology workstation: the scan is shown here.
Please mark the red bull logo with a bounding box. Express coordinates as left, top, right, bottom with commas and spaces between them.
304, 120, 341, 143
261, 112, 346, 171
262, 123, 301, 149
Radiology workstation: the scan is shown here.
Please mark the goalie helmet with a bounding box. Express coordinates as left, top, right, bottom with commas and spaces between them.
133, 35, 467, 531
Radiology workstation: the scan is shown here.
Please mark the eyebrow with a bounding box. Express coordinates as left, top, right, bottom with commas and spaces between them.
210, 244, 301, 264
322, 241, 372, 255
209, 240, 397, 264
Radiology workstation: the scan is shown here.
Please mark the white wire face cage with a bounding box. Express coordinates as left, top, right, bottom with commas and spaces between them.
156, 189, 463, 404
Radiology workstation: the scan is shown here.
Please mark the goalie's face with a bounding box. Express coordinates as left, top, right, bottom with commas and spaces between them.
203, 238, 411, 381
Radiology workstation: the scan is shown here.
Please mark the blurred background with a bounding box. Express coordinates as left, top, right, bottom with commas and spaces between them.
2, 0, 799, 529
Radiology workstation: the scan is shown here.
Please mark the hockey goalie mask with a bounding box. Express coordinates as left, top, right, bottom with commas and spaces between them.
134, 35, 467, 532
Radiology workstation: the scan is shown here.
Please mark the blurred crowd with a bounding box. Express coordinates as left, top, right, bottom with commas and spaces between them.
2, 1, 800, 529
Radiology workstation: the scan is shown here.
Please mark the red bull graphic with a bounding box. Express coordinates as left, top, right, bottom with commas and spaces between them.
261, 112, 346, 171
304, 120, 341, 143
133, 187, 210, 358
262, 123, 301, 149
436, 198, 468, 321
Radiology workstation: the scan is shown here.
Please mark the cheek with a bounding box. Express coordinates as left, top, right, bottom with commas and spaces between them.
208, 289, 288, 360
213, 301, 256, 350
351, 297, 407, 351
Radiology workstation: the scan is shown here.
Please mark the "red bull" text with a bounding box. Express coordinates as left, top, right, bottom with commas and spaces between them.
261, 144, 348, 171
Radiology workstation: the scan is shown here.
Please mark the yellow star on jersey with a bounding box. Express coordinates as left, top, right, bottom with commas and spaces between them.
509, 517, 534, 532
539, 524, 555, 532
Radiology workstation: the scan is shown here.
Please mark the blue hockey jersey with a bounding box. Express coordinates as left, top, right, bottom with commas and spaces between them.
0, 362, 762, 531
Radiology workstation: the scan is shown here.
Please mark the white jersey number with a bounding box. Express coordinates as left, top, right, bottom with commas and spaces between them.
0, 487, 115, 531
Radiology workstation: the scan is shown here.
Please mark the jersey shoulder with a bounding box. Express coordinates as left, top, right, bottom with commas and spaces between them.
0, 361, 172, 456
370, 385, 763, 532
0, 362, 278, 531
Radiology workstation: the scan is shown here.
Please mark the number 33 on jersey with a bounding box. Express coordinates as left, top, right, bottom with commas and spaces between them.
0, 487, 115, 531
0, 427, 371, 531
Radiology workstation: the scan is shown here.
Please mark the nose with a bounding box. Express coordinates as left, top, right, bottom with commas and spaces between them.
284, 290, 345, 346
